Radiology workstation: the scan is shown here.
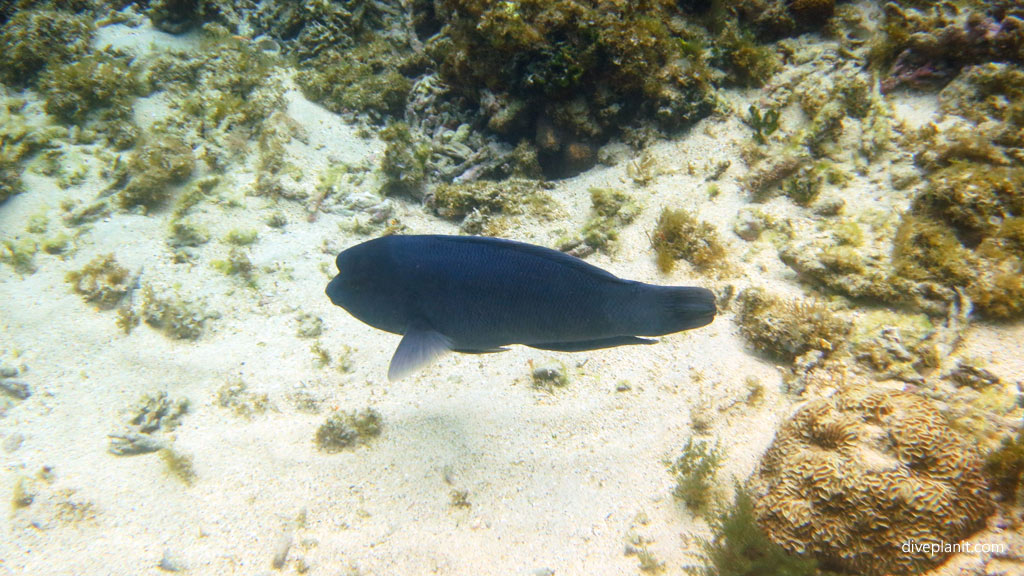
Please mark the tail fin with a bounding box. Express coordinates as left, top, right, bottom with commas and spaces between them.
640, 285, 717, 335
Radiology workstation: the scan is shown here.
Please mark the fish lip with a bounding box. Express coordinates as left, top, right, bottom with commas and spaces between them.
325, 275, 344, 306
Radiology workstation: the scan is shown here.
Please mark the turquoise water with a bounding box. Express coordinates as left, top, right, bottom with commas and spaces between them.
1, 2, 1023, 575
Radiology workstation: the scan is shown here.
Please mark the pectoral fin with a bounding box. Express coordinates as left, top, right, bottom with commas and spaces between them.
388, 326, 452, 381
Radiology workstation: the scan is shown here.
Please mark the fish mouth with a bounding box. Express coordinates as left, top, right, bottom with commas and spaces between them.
325, 274, 344, 306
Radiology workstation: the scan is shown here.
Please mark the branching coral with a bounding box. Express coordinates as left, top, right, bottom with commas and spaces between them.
751, 384, 993, 576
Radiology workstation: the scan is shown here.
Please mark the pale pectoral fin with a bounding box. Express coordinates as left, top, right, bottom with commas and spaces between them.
388, 326, 452, 381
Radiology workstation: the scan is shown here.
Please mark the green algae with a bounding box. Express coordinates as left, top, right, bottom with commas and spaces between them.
891, 214, 976, 286
745, 104, 779, 145
296, 36, 414, 120
701, 486, 820, 576
37, 48, 140, 143
66, 253, 133, 310
713, 23, 780, 87
223, 228, 258, 246
985, 428, 1024, 506
559, 187, 640, 256
139, 284, 216, 340
159, 447, 197, 486
116, 134, 195, 211
216, 378, 270, 418
379, 122, 430, 199
651, 207, 726, 274
669, 438, 722, 516
315, 408, 383, 453
913, 162, 1024, 247
0, 9, 94, 86
0, 238, 38, 274
211, 247, 256, 287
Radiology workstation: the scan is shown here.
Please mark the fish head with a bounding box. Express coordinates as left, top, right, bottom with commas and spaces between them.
325, 240, 408, 335
326, 247, 377, 308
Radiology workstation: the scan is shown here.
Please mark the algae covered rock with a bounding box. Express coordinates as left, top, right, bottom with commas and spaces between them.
0, 9, 94, 86
736, 287, 850, 362
751, 384, 993, 576
66, 253, 134, 310
117, 135, 195, 210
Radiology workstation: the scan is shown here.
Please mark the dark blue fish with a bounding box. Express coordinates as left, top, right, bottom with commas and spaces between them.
326, 235, 716, 380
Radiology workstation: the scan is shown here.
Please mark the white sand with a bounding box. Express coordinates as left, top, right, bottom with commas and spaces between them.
1, 22, 1022, 576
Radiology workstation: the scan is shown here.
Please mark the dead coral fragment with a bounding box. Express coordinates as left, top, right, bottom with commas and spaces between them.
139, 284, 216, 340
128, 392, 189, 434
736, 287, 850, 362
651, 207, 726, 273
216, 378, 270, 418
559, 187, 640, 256
66, 254, 133, 310
430, 177, 554, 234
744, 154, 807, 202
315, 408, 383, 453
751, 384, 993, 576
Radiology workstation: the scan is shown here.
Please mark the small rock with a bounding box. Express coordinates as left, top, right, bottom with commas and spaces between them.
733, 210, 764, 241
108, 432, 169, 455
3, 433, 25, 453
947, 360, 1000, 390
531, 362, 568, 389
271, 533, 292, 570
0, 379, 30, 400
158, 548, 186, 572
812, 194, 845, 216
0, 364, 18, 378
